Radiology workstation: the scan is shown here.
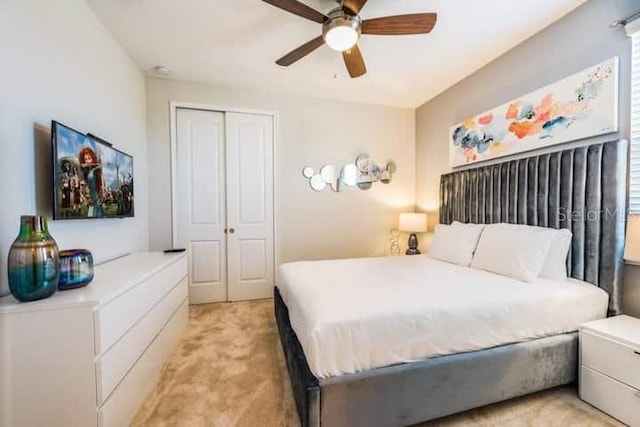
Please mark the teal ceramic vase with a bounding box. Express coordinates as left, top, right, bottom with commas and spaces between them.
7, 215, 60, 302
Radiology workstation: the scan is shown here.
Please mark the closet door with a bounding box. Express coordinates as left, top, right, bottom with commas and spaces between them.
175, 108, 227, 304
225, 113, 274, 301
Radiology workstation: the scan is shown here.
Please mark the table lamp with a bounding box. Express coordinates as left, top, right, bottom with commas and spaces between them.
399, 213, 428, 255
624, 217, 640, 264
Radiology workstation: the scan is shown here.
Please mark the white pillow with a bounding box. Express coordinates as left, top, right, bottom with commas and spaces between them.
479, 223, 572, 280
470, 224, 553, 282
538, 228, 572, 279
428, 222, 484, 266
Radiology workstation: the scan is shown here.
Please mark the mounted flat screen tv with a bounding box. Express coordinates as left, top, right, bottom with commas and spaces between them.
52, 121, 134, 220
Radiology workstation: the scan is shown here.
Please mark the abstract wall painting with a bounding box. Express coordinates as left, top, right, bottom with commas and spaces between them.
449, 57, 619, 167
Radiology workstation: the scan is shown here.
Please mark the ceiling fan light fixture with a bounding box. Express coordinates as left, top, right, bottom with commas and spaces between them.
264, 0, 438, 79
325, 26, 358, 51
323, 9, 361, 52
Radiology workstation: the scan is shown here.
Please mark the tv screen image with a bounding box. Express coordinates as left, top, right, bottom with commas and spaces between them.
52, 121, 134, 220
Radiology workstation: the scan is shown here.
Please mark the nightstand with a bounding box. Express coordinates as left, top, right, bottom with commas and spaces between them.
579, 315, 640, 427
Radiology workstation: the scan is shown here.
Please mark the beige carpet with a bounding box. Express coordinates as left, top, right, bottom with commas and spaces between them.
132, 300, 623, 427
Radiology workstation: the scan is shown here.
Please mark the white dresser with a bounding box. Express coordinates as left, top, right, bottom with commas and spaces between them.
580, 315, 640, 427
0, 252, 188, 427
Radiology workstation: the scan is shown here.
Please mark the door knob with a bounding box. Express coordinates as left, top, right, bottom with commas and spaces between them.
229, 228, 235, 234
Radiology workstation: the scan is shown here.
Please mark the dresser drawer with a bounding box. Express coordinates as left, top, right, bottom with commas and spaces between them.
98, 300, 189, 427
581, 330, 640, 390
580, 366, 640, 427
96, 277, 188, 405
94, 256, 188, 354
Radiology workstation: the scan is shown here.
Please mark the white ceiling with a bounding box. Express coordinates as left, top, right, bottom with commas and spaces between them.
86, 0, 587, 108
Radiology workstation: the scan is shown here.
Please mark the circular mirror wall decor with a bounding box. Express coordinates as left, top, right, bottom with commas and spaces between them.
320, 165, 336, 184
309, 174, 327, 191
341, 164, 358, 186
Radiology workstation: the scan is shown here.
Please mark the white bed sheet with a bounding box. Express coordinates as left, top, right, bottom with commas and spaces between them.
277, 256, 609, 379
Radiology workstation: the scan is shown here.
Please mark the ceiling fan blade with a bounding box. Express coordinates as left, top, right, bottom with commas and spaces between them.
262, 0, 328, 24
342, 0, 367, 15
276, 36, 325, 66
362, 13, 437, 35
342, 45, 366, 78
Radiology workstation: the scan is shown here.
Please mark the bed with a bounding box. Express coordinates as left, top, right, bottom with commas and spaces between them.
275, 139, 628, 427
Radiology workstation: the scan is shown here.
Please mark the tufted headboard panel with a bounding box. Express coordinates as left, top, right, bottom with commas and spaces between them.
439, 140, 628, 315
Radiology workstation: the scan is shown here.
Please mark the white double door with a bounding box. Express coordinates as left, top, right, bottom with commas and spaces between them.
175, 108, 274, 304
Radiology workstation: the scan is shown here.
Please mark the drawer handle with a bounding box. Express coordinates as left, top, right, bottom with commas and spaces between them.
635, 350, 640, 356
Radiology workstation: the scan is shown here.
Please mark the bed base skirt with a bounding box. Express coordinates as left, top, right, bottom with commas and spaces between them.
274, 287, 321, 426
274, 287, 578, 427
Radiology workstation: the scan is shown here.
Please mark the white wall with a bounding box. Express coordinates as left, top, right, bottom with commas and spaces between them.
0, 0, 148, 296
414, 0, 640, 316
146, 78, 416, 264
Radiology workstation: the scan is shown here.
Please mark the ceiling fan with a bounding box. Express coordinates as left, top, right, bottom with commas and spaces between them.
262, 0, 437, 78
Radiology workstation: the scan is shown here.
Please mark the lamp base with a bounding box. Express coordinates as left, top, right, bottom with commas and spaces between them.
405, 233, 421, 255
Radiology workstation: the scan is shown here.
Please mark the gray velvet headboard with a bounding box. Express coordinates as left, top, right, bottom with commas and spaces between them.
439, 139, 628, 316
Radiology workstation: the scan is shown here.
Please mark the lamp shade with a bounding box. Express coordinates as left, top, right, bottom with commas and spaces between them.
624, 215, 640, 262
398, 213, 427, 233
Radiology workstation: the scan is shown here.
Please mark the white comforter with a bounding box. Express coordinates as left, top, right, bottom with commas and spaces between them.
277, 256, 609, 379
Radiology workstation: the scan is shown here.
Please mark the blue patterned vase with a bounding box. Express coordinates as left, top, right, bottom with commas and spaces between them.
58, 249, 94, 290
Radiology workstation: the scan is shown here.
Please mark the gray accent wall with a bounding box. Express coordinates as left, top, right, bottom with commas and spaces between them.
415, 0, 640, 316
